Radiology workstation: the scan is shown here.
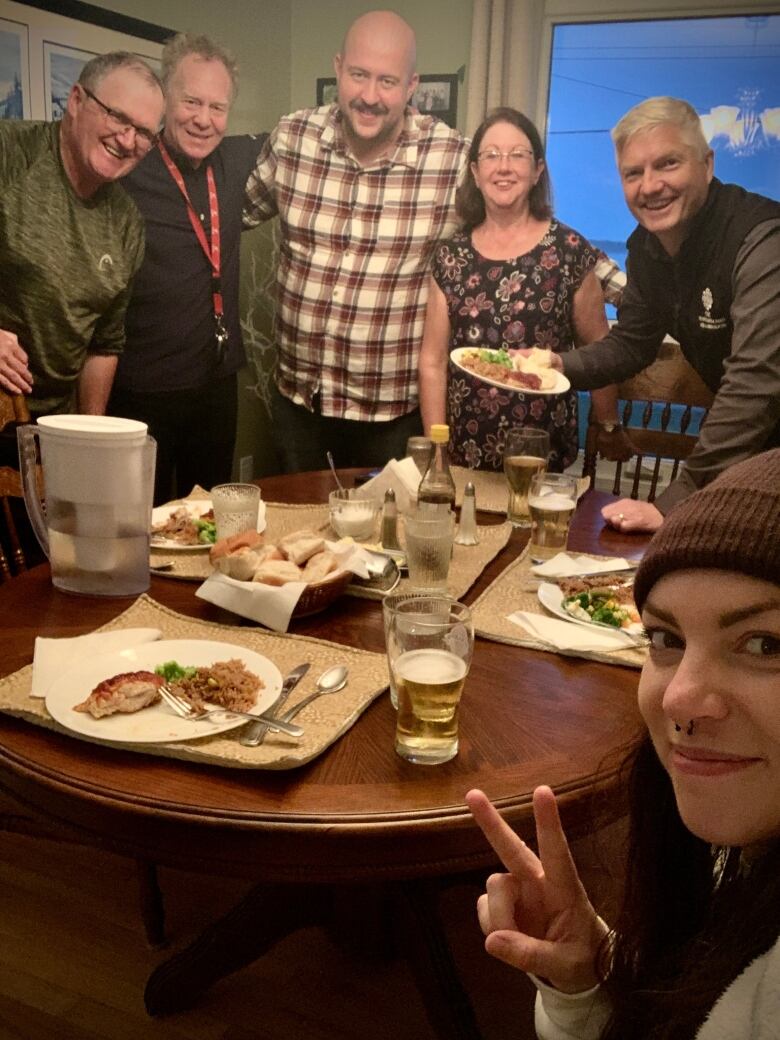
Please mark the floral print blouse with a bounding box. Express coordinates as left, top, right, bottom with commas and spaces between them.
431, 221, 598, 471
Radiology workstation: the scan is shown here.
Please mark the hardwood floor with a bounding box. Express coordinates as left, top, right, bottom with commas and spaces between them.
0, 820, 626, 1039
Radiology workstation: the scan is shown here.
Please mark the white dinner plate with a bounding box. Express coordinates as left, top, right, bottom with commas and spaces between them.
450, 347, 571, 396
151, 499, 267, 551
537, 582, 647, 644
45, 639, 282, 744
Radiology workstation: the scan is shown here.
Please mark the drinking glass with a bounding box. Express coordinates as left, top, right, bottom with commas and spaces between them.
210, 483, 261, 541
406, 436, 434, 476
386, 597, 473, 764
404, 509, 455, 591
527, 472, 578, 563
382, 591, 431, 709
503, 427, 550, 527
329, 489, 380, 541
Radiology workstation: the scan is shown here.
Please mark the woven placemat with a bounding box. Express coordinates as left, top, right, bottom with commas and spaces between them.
0, 595, 389, 770
152, 500, 512, 607
470, 549, 647, 669
452, 466, 507, 514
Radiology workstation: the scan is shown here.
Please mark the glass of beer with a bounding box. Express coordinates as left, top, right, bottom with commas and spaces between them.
387, 597, 473, 764
527, 472, 578, 562
503, 427, 550, 527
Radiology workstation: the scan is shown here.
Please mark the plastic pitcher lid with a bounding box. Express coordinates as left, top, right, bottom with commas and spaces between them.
36, 414, 148, 441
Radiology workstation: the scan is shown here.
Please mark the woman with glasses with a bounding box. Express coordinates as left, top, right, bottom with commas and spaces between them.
419, 107, 627, 472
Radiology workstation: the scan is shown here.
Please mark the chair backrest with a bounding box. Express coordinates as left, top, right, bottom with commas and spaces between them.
0, 390, 32, 581
582, 341, 715, 502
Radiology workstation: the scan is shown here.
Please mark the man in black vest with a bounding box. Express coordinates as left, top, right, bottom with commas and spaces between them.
549, 96, 780, 534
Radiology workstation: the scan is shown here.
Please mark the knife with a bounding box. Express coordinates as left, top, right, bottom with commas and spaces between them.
239, 662, 310, 747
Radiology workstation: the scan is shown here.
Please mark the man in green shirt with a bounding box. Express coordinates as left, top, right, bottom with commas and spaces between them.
0, 51, 164, 416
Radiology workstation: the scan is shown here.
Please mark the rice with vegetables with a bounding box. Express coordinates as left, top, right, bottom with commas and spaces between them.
158, 659, 262, 715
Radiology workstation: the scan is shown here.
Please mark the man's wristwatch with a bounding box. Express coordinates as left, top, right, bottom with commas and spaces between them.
597, 420, 622, 433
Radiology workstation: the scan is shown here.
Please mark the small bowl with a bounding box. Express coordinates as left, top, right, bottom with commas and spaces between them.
328, 489, 380, 542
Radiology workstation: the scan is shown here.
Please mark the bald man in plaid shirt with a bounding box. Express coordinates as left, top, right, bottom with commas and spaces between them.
244, 11, 468, 472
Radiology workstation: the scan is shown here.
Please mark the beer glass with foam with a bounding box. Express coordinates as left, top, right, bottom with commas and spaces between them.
386, 597, 473, 764
503, 427, 550, 527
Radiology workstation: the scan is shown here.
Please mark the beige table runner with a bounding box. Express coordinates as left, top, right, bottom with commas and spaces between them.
153, 499, 513, 605
451, 466, 507, 514
0, 595, 390, 770
470, 548, 647, 669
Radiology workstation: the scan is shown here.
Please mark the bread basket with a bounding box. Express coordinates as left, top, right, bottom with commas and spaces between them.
292, 568, 353, 618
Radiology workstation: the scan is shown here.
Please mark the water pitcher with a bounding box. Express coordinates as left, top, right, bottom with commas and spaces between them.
18, 415, 156, 596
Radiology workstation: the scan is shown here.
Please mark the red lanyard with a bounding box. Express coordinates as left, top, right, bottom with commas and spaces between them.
158, 140, 228, 357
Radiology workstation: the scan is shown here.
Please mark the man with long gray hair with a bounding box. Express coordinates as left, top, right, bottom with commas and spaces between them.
548, 96, 780, 533
0, 52, 164, 415
110, 32, 266, 503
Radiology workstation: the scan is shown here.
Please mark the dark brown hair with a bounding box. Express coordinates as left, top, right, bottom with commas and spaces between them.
598, 737, 780, 1038
456, 106, 553, 229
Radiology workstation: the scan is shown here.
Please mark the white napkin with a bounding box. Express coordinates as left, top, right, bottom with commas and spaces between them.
195, 539, 374, 633
507, 611, 638, 651
358, 457, 421, 514
531, 553, 633, 579
31, 628, 163, 698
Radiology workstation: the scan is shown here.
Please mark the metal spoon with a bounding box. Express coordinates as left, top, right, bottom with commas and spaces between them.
278, 664, 349, 722
326, 451, 345, 492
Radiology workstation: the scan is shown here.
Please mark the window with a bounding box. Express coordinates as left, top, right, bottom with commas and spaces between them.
546, 14, 780, 275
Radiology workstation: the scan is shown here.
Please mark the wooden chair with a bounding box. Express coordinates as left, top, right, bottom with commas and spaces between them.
0, 390, 33, 581
582, 341, 715, 502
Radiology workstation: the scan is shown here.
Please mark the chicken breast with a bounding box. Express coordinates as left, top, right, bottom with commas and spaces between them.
74, 670, 164, 719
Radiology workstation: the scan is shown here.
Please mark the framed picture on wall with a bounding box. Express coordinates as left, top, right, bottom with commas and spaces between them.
316, 77, 338, 107
43, 41, 95, 120
2, 0, 171, 120
0, 17, 31, 118
412, 74, 459, 128
315, 72, 460, 128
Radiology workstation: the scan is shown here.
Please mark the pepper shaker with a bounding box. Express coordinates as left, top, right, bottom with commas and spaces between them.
455, 482, 479, 545
381, 488, 402, 551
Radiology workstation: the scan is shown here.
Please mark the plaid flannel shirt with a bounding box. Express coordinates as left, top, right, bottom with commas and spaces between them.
243, 105, 468, 421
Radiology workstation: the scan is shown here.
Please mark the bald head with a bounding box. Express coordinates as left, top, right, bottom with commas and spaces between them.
334, 9, 419, 164
341, 10, 417, 80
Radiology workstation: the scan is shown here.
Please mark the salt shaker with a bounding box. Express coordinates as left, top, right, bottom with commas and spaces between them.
455, 482, 479, 545
381, 488, 402, 551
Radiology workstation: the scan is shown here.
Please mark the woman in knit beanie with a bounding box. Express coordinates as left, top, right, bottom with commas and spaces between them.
467, 448, 780, 1039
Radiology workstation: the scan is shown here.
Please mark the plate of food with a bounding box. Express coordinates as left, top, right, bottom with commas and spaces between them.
450, 346, 570, 396
151, 499, 267, 550
45, 639, 282, 743
537, 578, 647, 642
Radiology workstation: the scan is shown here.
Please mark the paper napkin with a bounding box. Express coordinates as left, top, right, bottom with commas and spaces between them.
31, 627, 163, 698
358, 457, 421, 514
531, 553, 634, 579
196, 539, 375, 633
507, 611, 638, 651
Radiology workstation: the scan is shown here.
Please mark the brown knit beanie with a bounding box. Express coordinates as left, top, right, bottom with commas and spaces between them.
633, 448, 780, 613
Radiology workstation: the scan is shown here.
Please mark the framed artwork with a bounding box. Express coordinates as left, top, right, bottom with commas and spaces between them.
411, 74, 459, 128
1, 0, 171, 120
0, 17, 31, 118
315, 72, 460, 128
316, 76, 337, 107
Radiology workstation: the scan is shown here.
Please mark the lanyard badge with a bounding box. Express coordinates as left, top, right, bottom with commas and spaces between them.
159, 141, 229, 362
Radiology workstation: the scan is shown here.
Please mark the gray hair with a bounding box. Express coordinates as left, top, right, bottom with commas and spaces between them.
77, 51, 162, 95
161, 32, 238, 100
611, 96, 710, 160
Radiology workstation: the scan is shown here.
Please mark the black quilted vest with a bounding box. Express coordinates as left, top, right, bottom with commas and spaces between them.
626, 178, 780, 393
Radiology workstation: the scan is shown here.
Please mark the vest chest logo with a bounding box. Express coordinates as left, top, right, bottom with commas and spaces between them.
98, 253, 114, 272
698, 287, 727, 331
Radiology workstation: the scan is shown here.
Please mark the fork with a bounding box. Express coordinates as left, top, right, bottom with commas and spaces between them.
158, 685, 303, 737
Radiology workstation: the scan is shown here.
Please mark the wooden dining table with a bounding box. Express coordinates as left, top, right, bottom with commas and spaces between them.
0, 470, 649, 1039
